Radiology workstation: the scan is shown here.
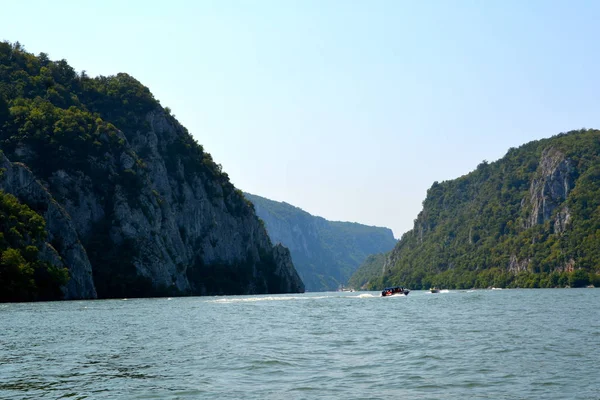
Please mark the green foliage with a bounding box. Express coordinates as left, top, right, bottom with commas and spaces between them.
347, 252, 388, 289
370, 129, 600, 290
0, 41, 151, 194
568, 269, 590, 288
0, 39, 246, 210
0, 40, 259, 298
0, 191, 68, 301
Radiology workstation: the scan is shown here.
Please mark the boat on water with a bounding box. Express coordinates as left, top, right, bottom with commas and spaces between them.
381, 286, 410, 296
430, 287, 440, 293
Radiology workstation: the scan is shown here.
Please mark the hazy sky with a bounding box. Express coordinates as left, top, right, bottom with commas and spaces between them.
4, 0, 600, 238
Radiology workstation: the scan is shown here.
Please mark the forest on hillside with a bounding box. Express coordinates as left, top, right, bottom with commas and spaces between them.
0, 41, 302, 301
359, 129, 600, 290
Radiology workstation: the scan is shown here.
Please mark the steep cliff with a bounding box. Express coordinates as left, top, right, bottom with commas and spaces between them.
0, 153, 97, 299
244, 193, 397, 291
373, 129, 600, 290
525, 147, 574, 229
0, 41, 304, 299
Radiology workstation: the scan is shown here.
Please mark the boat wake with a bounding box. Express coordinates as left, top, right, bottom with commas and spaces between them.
208, 293, 382, 303
207, 295, 330, 304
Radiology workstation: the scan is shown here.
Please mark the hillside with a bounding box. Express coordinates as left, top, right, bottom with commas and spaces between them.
346, 252, 388, 290
0, 41, 304, 301
364, 129, 600, 290
243, 193, 397, 291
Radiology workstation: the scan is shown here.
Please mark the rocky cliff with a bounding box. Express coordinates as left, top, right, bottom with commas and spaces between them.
0, 41, 304, 299
526, 147, 574, 229
244, 193, 397, 291
0, 153, 97, 299
372, 129, 600, 290
347, 252, 389, 290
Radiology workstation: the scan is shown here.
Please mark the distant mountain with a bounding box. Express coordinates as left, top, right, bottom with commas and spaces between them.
0, 41, 304, 301
360, 129, 600, 290
347, 252, 388, 290
243, 193, 397, 291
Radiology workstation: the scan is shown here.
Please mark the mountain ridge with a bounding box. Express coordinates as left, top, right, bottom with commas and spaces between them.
356, 129, 600, 290
0, 41, 304, 301
244, 192, 397, 291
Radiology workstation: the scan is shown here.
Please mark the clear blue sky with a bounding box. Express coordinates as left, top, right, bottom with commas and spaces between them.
4, 0, 600, 238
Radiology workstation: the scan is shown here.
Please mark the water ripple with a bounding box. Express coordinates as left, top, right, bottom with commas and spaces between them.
1, 289, 598, 399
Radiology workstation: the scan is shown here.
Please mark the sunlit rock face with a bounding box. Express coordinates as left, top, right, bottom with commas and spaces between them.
527, 147, 573, 229
1, 108, 304, 299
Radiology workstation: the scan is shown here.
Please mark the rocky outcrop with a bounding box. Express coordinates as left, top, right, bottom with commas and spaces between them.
508, 254, 530, 274
1, 108, 304, 298
553, 206, 571, 234
70, 110, 302, 296
527, 147, 573, 228
0, 153, 97, 299
271, 244, 305, 293
0, 44, 303, 299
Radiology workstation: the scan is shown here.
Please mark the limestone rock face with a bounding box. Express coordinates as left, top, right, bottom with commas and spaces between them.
553, 206, 571, 234
0, 153, 97, 299
508, 254, 530, 274
527, 147, 573, 228
249, 196, 324, 258
0, 107, 304, 298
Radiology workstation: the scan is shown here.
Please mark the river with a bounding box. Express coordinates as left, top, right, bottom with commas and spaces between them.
1, 289, 598, 399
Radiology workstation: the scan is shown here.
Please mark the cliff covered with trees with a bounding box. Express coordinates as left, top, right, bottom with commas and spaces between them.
244, 193, 397, 291
347, 253, 388, 290
0, 41, 304, 301
361, 129, 600, 290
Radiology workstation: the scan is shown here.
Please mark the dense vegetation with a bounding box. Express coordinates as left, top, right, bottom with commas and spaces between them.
0, 190, 68, 301
0, 41, 262, 299
244, 193, 397, 291
362, 129, 600, 290
0, 41, 240, 195
347, 252, 388, 290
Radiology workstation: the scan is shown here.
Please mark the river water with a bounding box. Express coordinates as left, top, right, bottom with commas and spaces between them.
1, 289, 598, 399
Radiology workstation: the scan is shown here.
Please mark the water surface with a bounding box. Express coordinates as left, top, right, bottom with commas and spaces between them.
1, 289, 598, 399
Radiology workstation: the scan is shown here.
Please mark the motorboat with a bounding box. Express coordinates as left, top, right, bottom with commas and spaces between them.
430, 287, 440, 293
381, 286, 410, 296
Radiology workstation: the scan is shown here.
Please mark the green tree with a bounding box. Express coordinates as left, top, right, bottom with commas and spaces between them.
569, 269, 590, 288
0, 191, 69, 302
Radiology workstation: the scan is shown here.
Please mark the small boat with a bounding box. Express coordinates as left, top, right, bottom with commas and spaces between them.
381, 286, 410, 296
430, 287, 440, 293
